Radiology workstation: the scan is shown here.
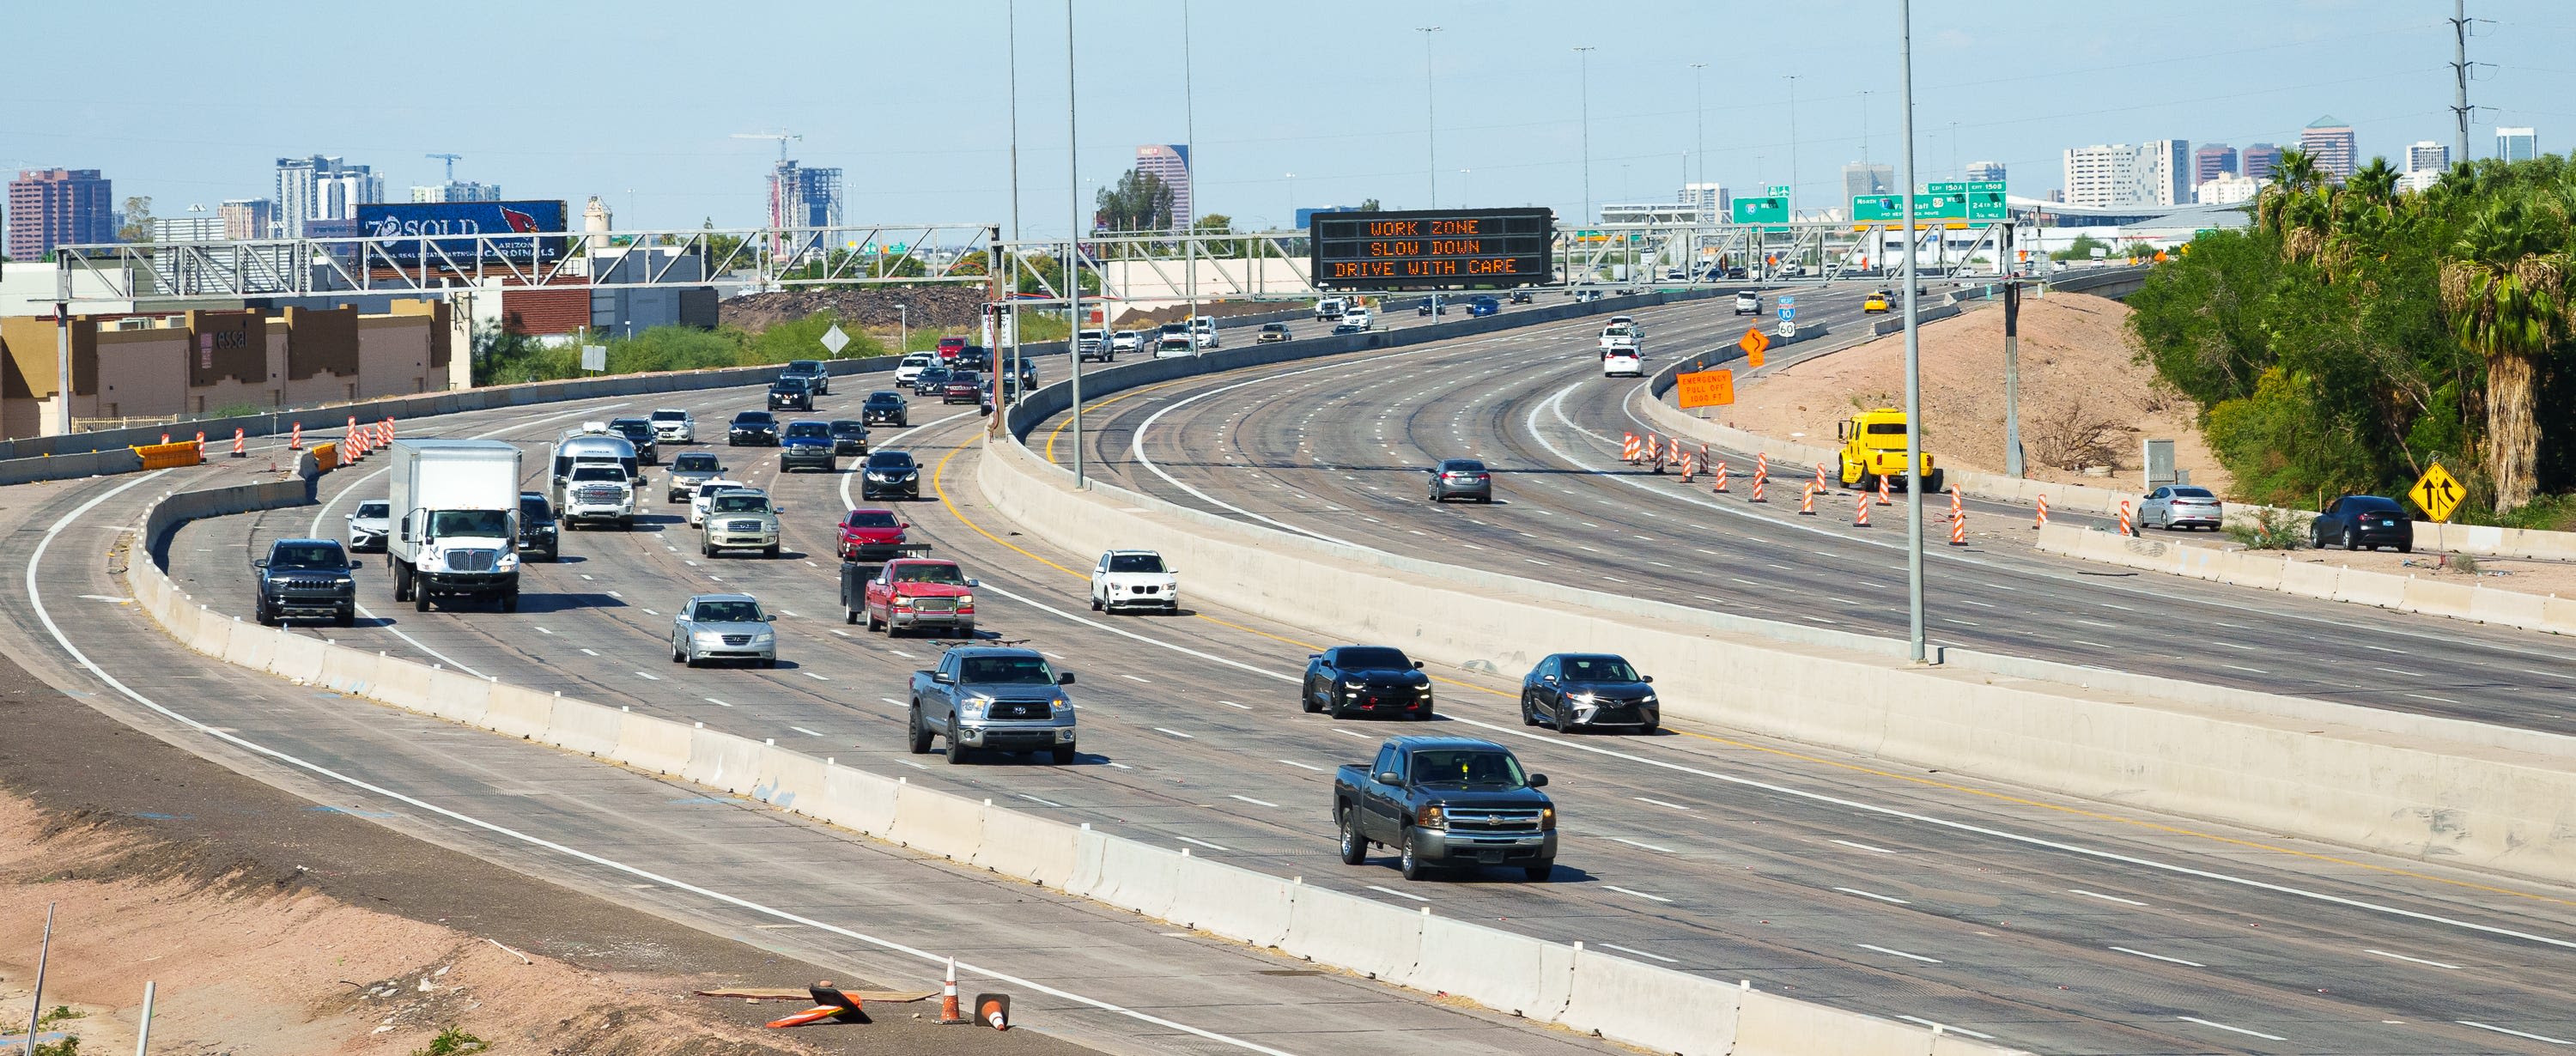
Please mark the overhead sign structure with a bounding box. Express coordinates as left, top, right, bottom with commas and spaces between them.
1309, 208, 1553, 290
2408, 463, 2465, 523
355, 199, 570, 267
1674, 368, 1736, 410
1851, 181, 2008, 227
1732, 196, 1789, 225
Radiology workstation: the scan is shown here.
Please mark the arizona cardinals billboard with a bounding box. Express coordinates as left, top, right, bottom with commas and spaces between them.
355, 200, 568, 267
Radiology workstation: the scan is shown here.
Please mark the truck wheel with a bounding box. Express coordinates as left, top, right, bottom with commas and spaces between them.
335, 605, 355, 628
501, 590, 519, 614
1399, 828, 1428, 881
392, 563, 411, 602
1338, 808, 1370, 865
944, 720, 969, 765
1524, 863, 1552, 883
1050, 745, 1077, 765
843, 605, 858, 625
255, 598, 277, 627
414, 590, 430, 612
702, 543, 715, 558
907, 707, 933, 754
1925, 469, 1946, 495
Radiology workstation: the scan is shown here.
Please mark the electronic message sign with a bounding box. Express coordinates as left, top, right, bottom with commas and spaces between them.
1309, 207, 1553, 289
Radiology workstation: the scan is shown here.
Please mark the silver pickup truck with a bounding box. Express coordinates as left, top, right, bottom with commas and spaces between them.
908, 646, 1077, 764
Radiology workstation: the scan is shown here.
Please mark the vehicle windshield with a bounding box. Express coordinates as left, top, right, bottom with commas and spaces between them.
1339, 647, 1413, 671
697, 481, 739, 498
2172, 487, 2215, 499
610, 419, 650, 434
1107, 554, 1165, 574
732, 413, 773, 425
1865, 422, 1909, 435
789, 361, 820, 373
672, 453, 719, 471
354, 501, 389, 519
428, 510, 508, 538
1410, 750, 1528, 788
949, 373, 981, 385
711, 494, 769, 513
867, 392, 902, 405
845, 511, 899, 529
269, 543, 346, 569
892, 562, 966, 585
693, 600, 762, 623
784, 422, 830, 439
519, 497, 551, 520
1559, 655, 1642, 682
651, 410, 686, 421
571, 466, 625, 482
867, 453, 915, 470
774, 379, 807, 391
959, 655, 1056, 684
831, 421, 867, 434
919, 368, 951, 382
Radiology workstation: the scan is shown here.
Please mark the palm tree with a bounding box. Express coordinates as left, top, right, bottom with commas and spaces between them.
2348, 157, 2400, 209
2258, 149, 2324, 235
2439, 198, 2569, 511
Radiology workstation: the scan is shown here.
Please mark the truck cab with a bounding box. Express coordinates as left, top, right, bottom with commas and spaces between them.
908, 646, 1078, 764
387, 439, 522, 613
1837, 407, 1941, 493
1334, 737, 1555, 881
854, 557, 976, 636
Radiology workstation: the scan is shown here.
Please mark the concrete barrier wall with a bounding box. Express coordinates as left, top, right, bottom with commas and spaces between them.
2039, 522, 2576, 640
111, 396, 2018, 1056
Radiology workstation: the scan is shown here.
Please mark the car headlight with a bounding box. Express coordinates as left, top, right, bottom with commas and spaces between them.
958, 696, 992, 720
956, 593, 973, 608
1540, 806, 1557, 830
1051, 696, 1074, 715
1640, 694, 1657, 705
1418, 805, 1445, 828
495, 552, 520, 572
1566, 692, 1597, 705
1342, 679, 1364, 690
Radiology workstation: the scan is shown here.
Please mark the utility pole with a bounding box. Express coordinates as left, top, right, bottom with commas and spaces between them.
1859, 89, 1872, 168
1691, 63, 1707, 221
1181, 0, 1200, 345
2450, 0, 2472, 162
2003, 275, 2024, 477
1007, 0, 1024, 410
1419, 27, 1442, 208
1574, 47, 1596, 222
1898, 0, 1926, 664
1066, 0, 1085, 489
1784, 74, 1800, 220
53, 268, 70, 437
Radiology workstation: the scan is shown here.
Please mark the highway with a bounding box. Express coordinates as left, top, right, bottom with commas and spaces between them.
1041, 289, 2576, 737
62, 329, 2576, 1054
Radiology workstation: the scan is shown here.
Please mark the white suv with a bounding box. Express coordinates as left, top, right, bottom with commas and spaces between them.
1090, 549, 1179, 614
649, 408, 696, 443
895, 353, 936, 385
1342, 307, 1373, 331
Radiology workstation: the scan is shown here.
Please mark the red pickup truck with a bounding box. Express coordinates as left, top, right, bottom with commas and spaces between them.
934, 336, 969, 363
849, 557, 978, 636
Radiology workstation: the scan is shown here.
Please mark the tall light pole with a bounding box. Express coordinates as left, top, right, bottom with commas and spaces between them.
1898, 0, 1927, 663
1689, 63, 1707, 211
1181, 0, 1200, 344
1858, 88, 1873, 168
1574, 46, 1596, 222
1007, 0, 1024, 409
1783, 74, 1801, 220
1419, 26, 1442, 208
1066, 0, 1086, 489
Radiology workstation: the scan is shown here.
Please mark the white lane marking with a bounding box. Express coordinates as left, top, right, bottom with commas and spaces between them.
1631, 796, 1692, 811
706, 698, 732, 707
1607, 837, 1675, 853
2111, 945, 2204, 967
1836, 887, 1911, 905
1955, 598, 1996, 608
2221, 664, 2269, 674
2405, 692, 2463, 704
2364, 948, 2462, 969
1277, 759, 1327, 772
832, 629, 852, 637
1122, 674, 1152, 683
1856, 943, 1941, 963
1595, 942, 1677, 963
28, 482, 1306, 1056
898, 759, 929, 770
960, 555, 2576, 955
889, 649, 917, 658
2069, 889, 2147, 907
1831, 839, 1895, 854
1219, 700, 1252, 710
1153, 727, 1195, 739
635, 671, 661, 681
803, 671, 831, 682
580, 647, 599, 656
2360, 644, 2405, 653
1600, 885, 1673, 903
79, 594, 131, 602
1175, 836, 1230, 852
2457, 1022, 2571, 1045
1364, 884, 1429, 902
1107, 762, 1135, 769
1019, 793, 1065, 809
1227, 794, 1279, 808
2176, 1017, 2284, 1042
641, 608, 659, 616
789, 725, 824, 737
536, 627, 554, 634
879, 697, 905, 707
1897, 1017, 1994, 1040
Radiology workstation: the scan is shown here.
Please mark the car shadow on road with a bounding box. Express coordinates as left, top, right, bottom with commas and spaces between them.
514, 592, 628, 614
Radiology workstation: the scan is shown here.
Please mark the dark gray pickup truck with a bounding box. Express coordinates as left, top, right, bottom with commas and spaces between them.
1334, 736, 1555, 881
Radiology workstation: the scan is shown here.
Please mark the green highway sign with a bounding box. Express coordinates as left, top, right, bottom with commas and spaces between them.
1966, 179, 2008, 222
1732, 195, 1789, 224
1850, 180, 2008, 226
1766, 185, 1791, 197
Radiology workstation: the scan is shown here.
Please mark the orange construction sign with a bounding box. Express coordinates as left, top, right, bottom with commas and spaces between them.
1737, 326, 1771, 360
1674, 368, 1737, 410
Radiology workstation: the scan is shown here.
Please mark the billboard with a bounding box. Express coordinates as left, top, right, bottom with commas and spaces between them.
355, 200, 569, 267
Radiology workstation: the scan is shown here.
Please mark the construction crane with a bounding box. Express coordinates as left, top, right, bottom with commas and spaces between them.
732, 130, 800, 163
425, 153, 465, 182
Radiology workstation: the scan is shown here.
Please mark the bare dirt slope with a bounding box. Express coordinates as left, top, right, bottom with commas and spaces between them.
1728, 293, 2233, 496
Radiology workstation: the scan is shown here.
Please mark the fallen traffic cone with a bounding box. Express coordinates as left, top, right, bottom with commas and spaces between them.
939, 956, 966, 1024
976, 993, 1011, 1031
764, 986, 868, 1029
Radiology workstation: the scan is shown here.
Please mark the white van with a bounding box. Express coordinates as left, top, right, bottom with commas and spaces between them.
1315, 297, 1348, 320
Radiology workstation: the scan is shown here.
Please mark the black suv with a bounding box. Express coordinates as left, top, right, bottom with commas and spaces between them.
607, 416, 659, 465
861, 391, 909, 427
519, 491, 561, 561
860, 450, 921, 501
829, 419, 872, 456
254, 537, 356, 627
782, 358, 830, 396
728, 410, 780, 446
768, 377, 815, 411
2312, 495, 2414, 552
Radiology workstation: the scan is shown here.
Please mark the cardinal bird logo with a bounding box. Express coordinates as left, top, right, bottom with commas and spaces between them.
500, 207, 538, 233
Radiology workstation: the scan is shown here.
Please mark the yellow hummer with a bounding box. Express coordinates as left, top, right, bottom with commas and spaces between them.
1837, 408, 1942, 493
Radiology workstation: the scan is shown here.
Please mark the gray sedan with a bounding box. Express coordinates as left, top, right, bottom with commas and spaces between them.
671, 593, 778, 668
2142, 485, 2224, 531
1429, 458, 1493, 503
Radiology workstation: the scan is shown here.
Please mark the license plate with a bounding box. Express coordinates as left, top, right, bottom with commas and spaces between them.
1476, 851, 1505, 865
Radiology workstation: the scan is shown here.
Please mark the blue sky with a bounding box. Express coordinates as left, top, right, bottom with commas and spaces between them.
9, 1, 2575, 236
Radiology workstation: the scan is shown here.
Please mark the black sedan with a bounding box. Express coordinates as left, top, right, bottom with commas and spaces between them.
941, 372, 987, 405
768, 377, 815, 411
859, 449, 921, 501
727, 410, 779, 446
1520, 653, 1658, 733
829, 419, 871, 455
2311, 494, 2414, 552
912, 366, 953, 397
518, 491, 560, 561
1300, 646, 1433, 720
861, 391, 909, 427
607, 416, 660, 465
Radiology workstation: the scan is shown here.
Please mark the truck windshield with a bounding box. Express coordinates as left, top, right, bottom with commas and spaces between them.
785, 423, 830, 439
693, 600, 762, 622
572, 466, 624, 482
1410, 750, 1528, 789
1865, 422, 1909, 435
428, 511, 508, 538
269, 543, 346, 569
959, 655, 1055, 684
892, 563, 966, 585
711, 495, 769, 513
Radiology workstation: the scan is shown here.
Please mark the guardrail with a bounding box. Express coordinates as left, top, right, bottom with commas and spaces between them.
115, 452, 1991, 1056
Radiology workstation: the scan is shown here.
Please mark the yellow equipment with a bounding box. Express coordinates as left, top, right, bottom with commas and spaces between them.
1837, 407, 1941, 493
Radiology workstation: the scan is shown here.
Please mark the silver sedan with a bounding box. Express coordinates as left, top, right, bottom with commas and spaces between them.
2142, 485, 2224, 531
671, 593, 778, 668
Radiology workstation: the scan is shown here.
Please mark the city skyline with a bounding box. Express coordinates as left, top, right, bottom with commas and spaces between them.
4, 2, 2573, 239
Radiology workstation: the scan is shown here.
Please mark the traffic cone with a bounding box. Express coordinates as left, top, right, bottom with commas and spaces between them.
231, 428, 246, 458
1751, 471, 1766, 503
194, 431, 205, 459
289, 422, 303, 450
1710, 460, 1730, 492
1676, 450, 1697, 482
1853, 489, 1872, 527
976, 993, 1011, 1031
1621, 433, 1641, 464
1876, 474, 1893, 506
2117, 500, 2135, 537
939, 956, 966, 1024
1797, 482, 1818, 515
1950, 510, 1968, 545
1814, 463, 1829, 491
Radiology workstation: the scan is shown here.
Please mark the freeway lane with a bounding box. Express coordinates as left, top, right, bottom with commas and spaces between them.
141, 367, 2576, 1052
1042, 292, 2576, 736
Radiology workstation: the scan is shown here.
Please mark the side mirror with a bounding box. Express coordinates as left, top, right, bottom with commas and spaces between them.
349, 560, 363, 569
966, 578, 981, 587
763, 614, 777, 622
252, 559, 269, 568
931, 671, 954, 685
1412, 660, 1425, 670
1543, 675, 1558, 683
899, 522, 912, 529
343, 513, 355, 521
1376, 772, 1403, 786
1057, 671, 1076, 685
1529, 774, 1550, 788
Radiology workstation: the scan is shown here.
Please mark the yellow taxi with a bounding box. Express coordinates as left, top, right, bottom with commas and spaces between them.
1862, 289, 1892, 313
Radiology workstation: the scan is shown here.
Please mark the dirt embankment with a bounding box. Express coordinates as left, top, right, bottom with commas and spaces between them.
1729, 293, 2233, 496
719, 286, 990, 333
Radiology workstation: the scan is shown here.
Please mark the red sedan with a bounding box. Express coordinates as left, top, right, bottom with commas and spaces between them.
837, 507, 913, 562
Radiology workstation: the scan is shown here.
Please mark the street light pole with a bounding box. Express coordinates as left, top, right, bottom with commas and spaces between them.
1066, 0, 1085, 489
1574, 46, 1596, 222
1783, 74, 1800, 221
1898, 0, 1927, 663
896, 303, 908, 351
1007, 0, 1024, 410
1690, 63, 1706, 215
1181, 0, 1200, 345
1419, 26, 1442, 208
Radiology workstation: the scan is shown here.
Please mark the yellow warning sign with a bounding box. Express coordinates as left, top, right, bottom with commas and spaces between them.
2408, 463, 2465, 524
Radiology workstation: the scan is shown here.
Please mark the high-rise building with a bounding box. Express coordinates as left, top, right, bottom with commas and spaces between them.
2195, 173, 2259, 205
2300, 117, 2356, 179
2142, 139, 2190, 206
2193, 144, 2238, 186
2404, 141, 2450, 173
7, 168, 115, 259
2497, 126, 2539, 162
1964, 161, 2006, 183
1840, 161, 1894, 204
2062, 143, 2182, 209
2242, 143, 2282, 182
410, 181, 503, 203
1677, 183, 1729, 222
274, 156, 382, 238
766, 161, 843, 229
217, 198, 275, 240
1135, 144, 1193, 230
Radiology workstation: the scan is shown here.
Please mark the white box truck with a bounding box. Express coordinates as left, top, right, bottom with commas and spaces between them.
387, 439, 525, 613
